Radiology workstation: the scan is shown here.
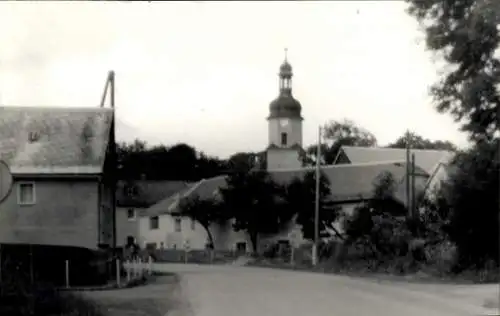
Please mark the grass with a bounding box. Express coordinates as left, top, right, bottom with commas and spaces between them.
247, 256, 500, 285
0, 285, 104, 316
83, 274, 183, 316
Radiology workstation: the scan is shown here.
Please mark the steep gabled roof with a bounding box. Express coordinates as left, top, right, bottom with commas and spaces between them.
117, 180, 191, 208
144, 176, 226, 217
271, 161, 428, 204
143, 162, 430, 217
0, 106, 114, 174
336, 145, 454, 174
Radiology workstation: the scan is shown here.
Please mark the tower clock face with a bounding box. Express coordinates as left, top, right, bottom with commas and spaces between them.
280, 119, 289, 127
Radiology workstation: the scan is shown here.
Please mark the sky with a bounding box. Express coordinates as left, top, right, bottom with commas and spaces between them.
0, 1, 469, 158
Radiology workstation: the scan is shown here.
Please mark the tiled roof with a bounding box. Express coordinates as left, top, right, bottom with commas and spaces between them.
0, 106, 113, 174
271, 161, 429, 204
117, 180, 191, 208
144, 162, 430, 217
144, 176, 226, 217
337, 146, 454, 174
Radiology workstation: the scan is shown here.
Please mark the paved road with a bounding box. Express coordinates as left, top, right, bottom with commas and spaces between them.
155, 263, 499, 316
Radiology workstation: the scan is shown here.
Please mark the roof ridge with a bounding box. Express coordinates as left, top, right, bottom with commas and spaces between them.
342, 145, 452, 154
0, 106, 113, 112
182, 178, 205, 198
270, 160, 409, 173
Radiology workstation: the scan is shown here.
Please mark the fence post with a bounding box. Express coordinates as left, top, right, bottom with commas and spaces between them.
65, 260, 70, 289
115, 258, 121, 287
125, 260, 130, 282
148, 256, 153, 275
134, 258, 139, 278
138, 258, 143, 278
290, 246, 294, 266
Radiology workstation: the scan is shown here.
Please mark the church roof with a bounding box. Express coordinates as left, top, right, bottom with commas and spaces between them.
336, 145, 454, 174
0, 106, 114, 174
143, 161, 429, 217
279, 60, 293, 77
268, 95, 302, 119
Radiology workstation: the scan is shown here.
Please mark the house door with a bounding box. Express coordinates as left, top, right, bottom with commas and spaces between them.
236, 242, 247, 254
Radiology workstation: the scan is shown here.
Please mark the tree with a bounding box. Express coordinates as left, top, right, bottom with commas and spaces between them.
408, 0, 500, 271
343, 171, 413, 259
284, 170, 340, 241
388, 132, 457, 151
116, 139, 228, 181
178, 196, 228, 249
226, 151, 265, 172
302, 119, 377, 166
439, 139, 499, 268
407, 0, 500, 142
219, 171, 291, 252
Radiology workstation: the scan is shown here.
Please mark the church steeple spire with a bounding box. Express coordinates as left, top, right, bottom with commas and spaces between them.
279, 48, 293, 96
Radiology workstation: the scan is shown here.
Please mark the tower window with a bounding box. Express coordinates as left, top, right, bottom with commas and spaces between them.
281, 132, 288, 146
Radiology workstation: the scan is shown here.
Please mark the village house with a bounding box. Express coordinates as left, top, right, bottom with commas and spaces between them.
115, 179, 189, 247
0, 106, 116, 249
333, 145, 456, 201
135, 54, 451, 253
137, 161, 430, 253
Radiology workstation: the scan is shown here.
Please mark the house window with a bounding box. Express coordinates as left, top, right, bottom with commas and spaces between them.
281, 132, 287, 146
17, 182, 35, 205
174, 217, 182, 232
127, 208, 136, 220
190, 218, 196, 230
149, 216, 159, 230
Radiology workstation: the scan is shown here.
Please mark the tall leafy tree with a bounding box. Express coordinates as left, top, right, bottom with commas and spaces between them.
219, 171, 291, 252
440, 139, 499, 267
178, 196, 229, 249
303, 119, 377, 166
284, 170, 340, 241
116, 140, 227, 181
388, 132, 457, 151
407, 0, 500, 269
226, 151, 266, 173
407, 0, 499, 141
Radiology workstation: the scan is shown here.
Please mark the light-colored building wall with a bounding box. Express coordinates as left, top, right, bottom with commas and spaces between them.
116, 206, 141, 247
137, 203, 366, 253
425, 163, 450, 200
268, 118, 302, 147
138, 214, 208, 250
138, 214, 253, 252
267, 149, 302, 170
0, 179, 100, 249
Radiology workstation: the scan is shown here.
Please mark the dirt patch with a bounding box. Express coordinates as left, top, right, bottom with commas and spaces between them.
83, 275, 188, 316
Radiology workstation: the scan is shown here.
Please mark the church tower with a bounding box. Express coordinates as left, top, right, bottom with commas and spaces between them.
266, 49, 304, 171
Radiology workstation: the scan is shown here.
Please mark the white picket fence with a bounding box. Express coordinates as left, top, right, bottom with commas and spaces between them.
121, 256, 154, 285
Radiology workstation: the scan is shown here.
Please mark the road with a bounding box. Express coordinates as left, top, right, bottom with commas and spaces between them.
155, 263, 498, 316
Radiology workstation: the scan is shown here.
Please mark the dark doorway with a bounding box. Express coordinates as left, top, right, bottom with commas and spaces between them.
236, 242, 247, 254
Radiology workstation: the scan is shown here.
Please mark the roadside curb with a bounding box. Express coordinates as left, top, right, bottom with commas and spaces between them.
56, 274, 155, 292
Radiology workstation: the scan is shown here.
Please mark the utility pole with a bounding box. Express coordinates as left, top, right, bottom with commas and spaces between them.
405, 130, 411, 218
99, 71, 117, 251
312, 126, 321, 266
411, 153, 418, 231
